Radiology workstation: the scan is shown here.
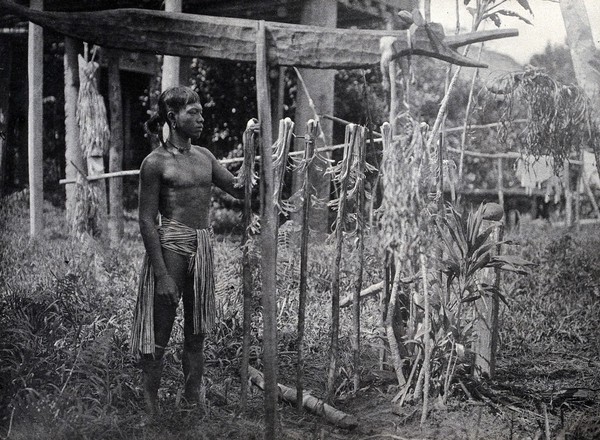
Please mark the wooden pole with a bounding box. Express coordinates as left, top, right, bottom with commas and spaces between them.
388, 62, 398, 136
296, 119, 317, 412
63, 36, 82, 223
28, 0, 44, 236
474, 211, 503, 379
256, 20, 278, 440
564, 159, 573, 226
0, 37, 12, 197
327, 124, 356, 400
497, 157, 504, 209
582, 172, 600, 219
239, 119, 258, 413
107, 49, 124, 245
161, 0, 181, 92
352, 127, 366, 393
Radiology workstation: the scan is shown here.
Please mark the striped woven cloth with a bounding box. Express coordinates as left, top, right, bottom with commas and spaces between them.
130, 215, 215, 356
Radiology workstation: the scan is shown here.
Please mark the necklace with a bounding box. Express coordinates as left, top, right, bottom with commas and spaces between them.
165, 140, 191, 154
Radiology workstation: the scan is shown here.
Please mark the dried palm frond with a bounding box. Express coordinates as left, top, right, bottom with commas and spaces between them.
234, 118, 259, 189
272, 118, 295, 216
484, 69, 600, 172
377, 116, 435, 258
77, 55, 109, 158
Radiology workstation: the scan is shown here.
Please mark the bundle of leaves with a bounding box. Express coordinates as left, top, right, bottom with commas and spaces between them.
483, 69, 600, 172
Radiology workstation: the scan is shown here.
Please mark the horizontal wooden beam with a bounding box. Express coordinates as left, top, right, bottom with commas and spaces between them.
0, 0, 517, 69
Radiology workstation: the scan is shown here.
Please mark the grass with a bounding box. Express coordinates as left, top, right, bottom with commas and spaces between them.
1, 193, 599, 439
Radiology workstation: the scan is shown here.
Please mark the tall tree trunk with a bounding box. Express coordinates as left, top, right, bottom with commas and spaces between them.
64, 36, 83, 222
559, 0, 600, 176
292, 0, 337, 233
107, 49, 124, 245
0, 38, 12, 197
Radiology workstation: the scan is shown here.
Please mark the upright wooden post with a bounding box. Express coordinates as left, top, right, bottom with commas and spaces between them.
0, 38, 12, 197
296, 119, 317, 411
107, 49, 124, 245
497, 157, 504, 209
256, 20, 278, 440
63, 36, 83, 222
474, 205, 503, 378
161, 0, 181, 93
28, 0, 44, 236
239, 119, 257, 414
564, 159, 573, 226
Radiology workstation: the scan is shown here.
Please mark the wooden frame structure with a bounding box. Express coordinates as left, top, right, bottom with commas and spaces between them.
0, 1, 521, 436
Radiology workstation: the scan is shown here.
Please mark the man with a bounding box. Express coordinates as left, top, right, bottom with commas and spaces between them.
130, 86, 245, 418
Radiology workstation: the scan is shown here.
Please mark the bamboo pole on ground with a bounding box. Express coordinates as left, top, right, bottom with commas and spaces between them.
327, 124, 356, 401
296, 119, 317, 412
239, 119, 258, 413
256, 20, 278, 440
248, 366, 358, 430
107, 49, 124, 245
28, 0, 44, 236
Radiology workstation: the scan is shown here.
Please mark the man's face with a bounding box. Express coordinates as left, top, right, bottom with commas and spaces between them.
174, 102, 204, 139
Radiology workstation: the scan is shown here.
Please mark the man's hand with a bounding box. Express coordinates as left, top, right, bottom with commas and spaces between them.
156, 274, 179, 305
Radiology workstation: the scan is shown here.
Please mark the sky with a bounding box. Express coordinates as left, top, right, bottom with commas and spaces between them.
429, 0, 600, 65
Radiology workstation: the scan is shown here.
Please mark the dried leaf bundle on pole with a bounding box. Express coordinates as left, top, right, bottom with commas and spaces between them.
377, 117, 435, 396
74, 51, 109, 238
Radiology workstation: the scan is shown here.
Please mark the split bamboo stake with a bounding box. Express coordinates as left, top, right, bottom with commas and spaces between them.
296, 119, 318, 412
420, 251, 431, 425
386, 255, 407, 389
352, 126, 367, 393
256, 20, 278, 440
239, 118, 258, 413
326, 124, 357, 401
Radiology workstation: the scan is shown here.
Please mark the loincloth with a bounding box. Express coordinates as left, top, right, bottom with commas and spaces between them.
130, 215, 215, 356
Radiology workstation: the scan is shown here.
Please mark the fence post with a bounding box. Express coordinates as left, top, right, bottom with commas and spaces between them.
474, 203, 504, 379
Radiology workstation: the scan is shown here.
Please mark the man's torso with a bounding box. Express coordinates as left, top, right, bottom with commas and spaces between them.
155, 146, 213, 229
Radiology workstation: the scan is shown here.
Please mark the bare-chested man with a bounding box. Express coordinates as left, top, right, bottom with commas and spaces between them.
130, 86, 244, 419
